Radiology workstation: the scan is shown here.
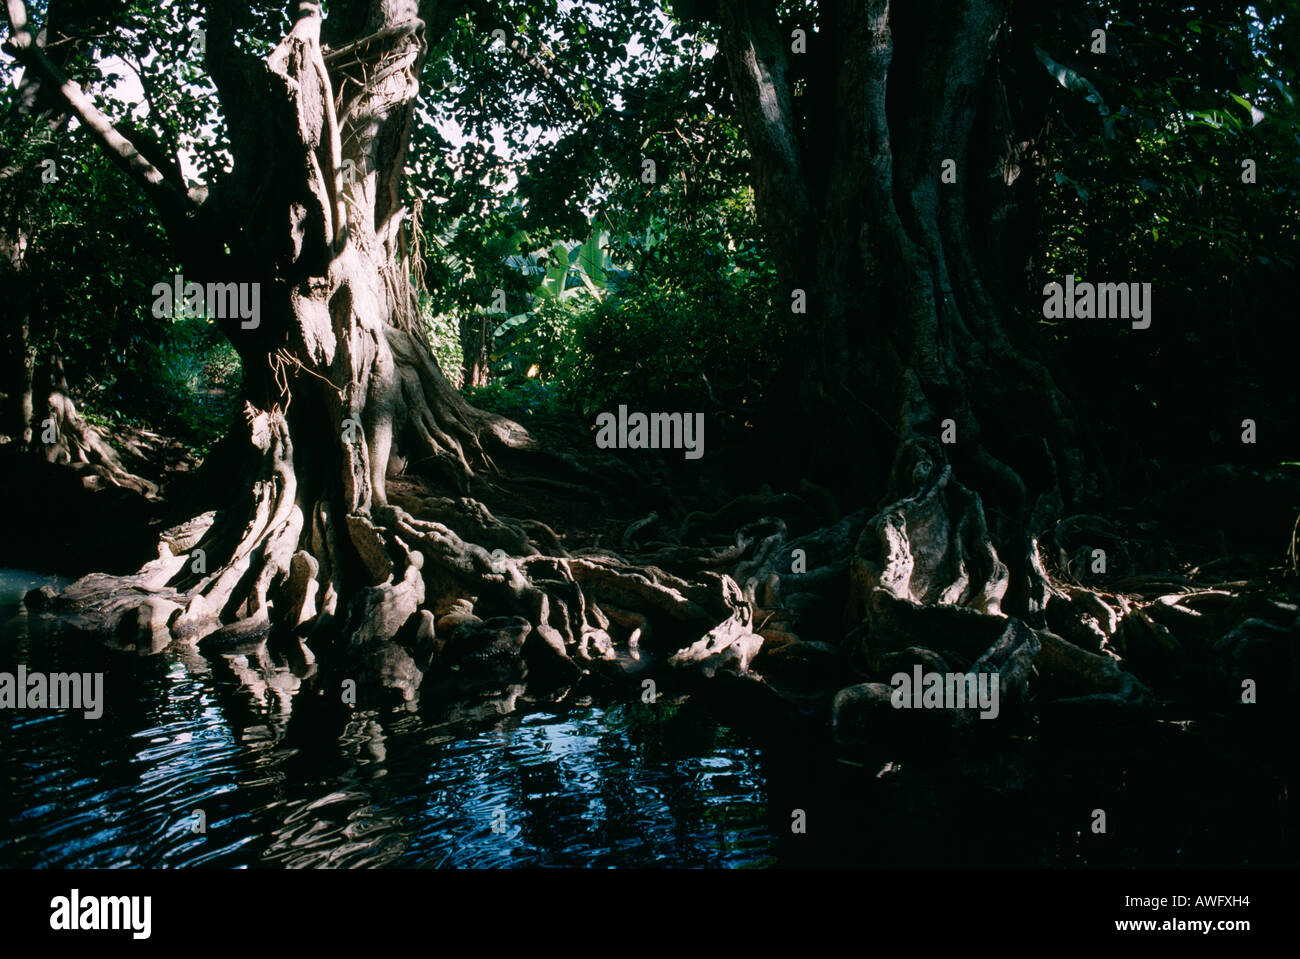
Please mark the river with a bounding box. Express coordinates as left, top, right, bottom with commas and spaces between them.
0, 568, 1291, 868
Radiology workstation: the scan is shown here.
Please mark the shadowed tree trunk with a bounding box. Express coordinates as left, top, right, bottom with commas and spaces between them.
713, 0, 1150, 718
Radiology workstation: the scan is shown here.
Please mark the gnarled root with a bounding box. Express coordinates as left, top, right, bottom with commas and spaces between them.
31, 386, 160, 499
719, 434, 1159, 733
27, 404, 766, 710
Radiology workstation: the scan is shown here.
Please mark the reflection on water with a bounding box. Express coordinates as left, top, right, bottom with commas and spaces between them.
0, 569, 773, 868
0, 658, 777, 868
1, 569, 1294, 868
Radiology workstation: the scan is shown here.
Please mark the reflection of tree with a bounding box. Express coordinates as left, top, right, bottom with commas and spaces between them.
3, 617, 780, 868
496, 698, 771, 867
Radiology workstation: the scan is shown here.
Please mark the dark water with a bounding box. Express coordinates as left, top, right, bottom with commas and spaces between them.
1, 568, 1294, 868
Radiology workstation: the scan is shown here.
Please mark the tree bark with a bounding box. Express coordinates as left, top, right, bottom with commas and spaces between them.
459, 313, 490, 389
716, 0, 1146, 714
13, 0, 760, 704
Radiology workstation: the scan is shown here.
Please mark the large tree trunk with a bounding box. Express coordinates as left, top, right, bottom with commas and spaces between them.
17, 0, 760, 704
716, 0, 1150, 718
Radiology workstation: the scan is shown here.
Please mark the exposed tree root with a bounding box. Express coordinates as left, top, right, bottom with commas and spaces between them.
18, 3, 762, 711
697, 425, 1163, 731
30, 382, 159, 499
26, 376, 1282, 743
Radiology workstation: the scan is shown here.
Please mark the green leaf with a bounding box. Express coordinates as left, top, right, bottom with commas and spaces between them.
1229, 93, 1266, 126
1034, 46, 1110, 116
492, 313, 531, 338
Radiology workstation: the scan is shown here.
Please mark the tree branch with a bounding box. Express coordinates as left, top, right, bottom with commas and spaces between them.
506, 37, 591, 122
461, 0, 592, 123
204, 0, 273, 177
3, 0, 198, 222
715, 0, 812, 292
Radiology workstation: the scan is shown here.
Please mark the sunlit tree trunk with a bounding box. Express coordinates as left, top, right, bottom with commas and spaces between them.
8, 0, 759, 701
